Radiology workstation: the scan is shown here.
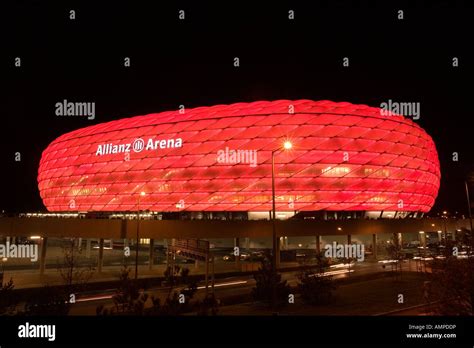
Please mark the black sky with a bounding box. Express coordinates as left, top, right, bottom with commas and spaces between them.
3, 0, 473, 214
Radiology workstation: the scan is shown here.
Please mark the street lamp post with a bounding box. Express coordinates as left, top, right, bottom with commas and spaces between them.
270, 140, 292, 309
271, 149, 277, 308
135, 191, 146, 280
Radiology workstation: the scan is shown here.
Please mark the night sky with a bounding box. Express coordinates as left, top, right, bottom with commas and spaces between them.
3, 0, 473, 214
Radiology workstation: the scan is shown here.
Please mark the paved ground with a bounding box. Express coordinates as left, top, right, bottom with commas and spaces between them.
67, 261, 424, 315
215, 272, 429, 316
2, 261, 240, 289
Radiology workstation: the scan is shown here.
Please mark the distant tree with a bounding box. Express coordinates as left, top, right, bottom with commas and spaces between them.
96, 265, 199, 316
385, 233, 404, 278
252, 252, 291, 307
17, 239, 94, 316
96, 266, 147, 315
297, 252, 336, 305
175, 266, 198, 300
159, 266, 198, 315
430, 237, 474, 315
0, 278, 18, 315
57, 238, 94, 296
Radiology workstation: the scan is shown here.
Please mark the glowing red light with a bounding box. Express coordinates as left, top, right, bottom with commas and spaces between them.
38, 100, 440, 212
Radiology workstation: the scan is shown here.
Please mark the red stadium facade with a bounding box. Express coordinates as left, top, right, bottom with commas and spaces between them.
38, 100, 440, 213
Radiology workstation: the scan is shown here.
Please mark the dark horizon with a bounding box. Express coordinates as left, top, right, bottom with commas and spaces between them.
3, 1, 473, 214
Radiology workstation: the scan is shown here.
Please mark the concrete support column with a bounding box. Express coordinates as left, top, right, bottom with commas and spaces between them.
275, 236, 280, 269
85, 239, 91, 258
165, 240, 170, 267
315, 235, 321, 254
397, 233, 403, 247
148, 238, 154, 270
109, 239, 114, 249
39, 237, 48, 276
234, 237, 240, 270
347, 234, 352, 245
194, 259, 199, 270
372, 234, 377, 259
78, 238, 82, 251
211, 254, 215, 294
98, 238, 104, 273
419, 232, 427, 248
437, 231, 443, 243
205, 254, 209, 296
123, 238, 129, 259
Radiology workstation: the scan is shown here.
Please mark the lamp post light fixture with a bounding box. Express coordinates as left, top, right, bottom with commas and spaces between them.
135, 191, 146, 280
271, 140, 292, 308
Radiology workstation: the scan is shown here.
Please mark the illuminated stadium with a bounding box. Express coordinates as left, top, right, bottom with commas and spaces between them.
38, 100, 440, 213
